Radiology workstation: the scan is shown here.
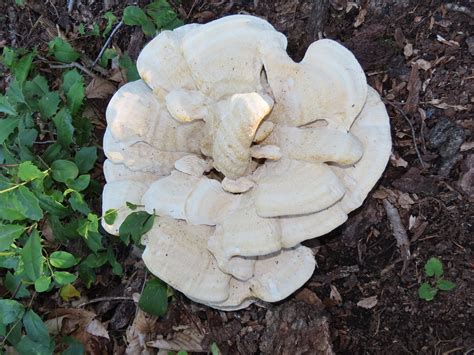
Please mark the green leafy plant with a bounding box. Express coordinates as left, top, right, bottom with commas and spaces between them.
0, 46, 129, 353
418, 257, 455, 301
123, 0, 183, 36
48, 38, 80, 63
103, 12, 118, 37
0, 4, 186, 349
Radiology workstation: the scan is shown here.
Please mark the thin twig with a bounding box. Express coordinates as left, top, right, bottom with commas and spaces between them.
92, 20, 124, 68
34, 140, 56, 145
382, 98, 427, 169
186, 0, 200, 19
383, 200, 411, 275
49, 62, 97, 78
77, 296, 134, 308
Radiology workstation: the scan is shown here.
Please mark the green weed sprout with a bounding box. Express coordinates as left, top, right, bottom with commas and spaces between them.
418, 257, 455, 301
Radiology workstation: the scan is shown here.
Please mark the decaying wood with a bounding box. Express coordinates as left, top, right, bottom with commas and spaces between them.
308, 0, 330, 40
383, 200, 411, 274
259, 301, 334, 354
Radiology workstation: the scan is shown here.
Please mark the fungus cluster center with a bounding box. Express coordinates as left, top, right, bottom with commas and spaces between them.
102, 15, 391, 310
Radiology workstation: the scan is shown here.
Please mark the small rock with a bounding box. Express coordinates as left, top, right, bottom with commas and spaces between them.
458, 154, 474, 199
428, 118, 465, 176
392, 167, 439, 194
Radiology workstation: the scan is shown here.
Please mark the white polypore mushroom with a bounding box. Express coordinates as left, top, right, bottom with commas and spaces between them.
212, 92, 274, 179
102, 14, 391, 310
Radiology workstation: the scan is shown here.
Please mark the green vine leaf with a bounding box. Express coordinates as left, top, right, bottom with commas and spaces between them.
51, 160, 79, 183
138, 278, 168, 316
49, 251, 78, 269
0, 299, 25, 325
0, 224, 25, 251
21, 230, 44, 282
22, 309, 50, 345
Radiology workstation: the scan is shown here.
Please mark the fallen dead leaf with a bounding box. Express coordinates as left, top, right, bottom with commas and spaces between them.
353, 8, 367, 27
126, 309, 158, 355
390, 153, 408, 168
295, 288, 323, 306
86, 77, 117, 99
394, 27, 406, 48
426, 99, 468, 111
86, 319, 110, 340
60, 284, 81, 301
329, 285, 342, 305
408, 215, 417, 230
373, 186, 414, 209
45, 315, 67, 335
436, 34, 460, 47
460, 142, 474, 152
404, 43, 414, 57
109, 67, 127, 83
47, 309, 110, 354
357, 295, 378, 309
415, 58, 432, 71
147, 328, 204, 352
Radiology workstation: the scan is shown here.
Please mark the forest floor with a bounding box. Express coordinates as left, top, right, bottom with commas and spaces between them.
0, 0, 473, 354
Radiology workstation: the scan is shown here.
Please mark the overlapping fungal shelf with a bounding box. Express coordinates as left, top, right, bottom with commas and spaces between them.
102, 15, 391, 310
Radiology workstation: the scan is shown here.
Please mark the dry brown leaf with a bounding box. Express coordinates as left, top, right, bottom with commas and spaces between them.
397, 192, 415, 210
353, 8, 367, 27
415, 59, 432, 71
45, 315, 67, 335
126, 309, 158, 355
357, 295, 378, 309
408, 215, 417, 230
86, 77, 117, 99
46, 309, 110, 354
329, 285, 342, 305
404, 43, 414, 57
109, 67, 127, 83
295, 288, 323, 306
460, 142, 474, 152
86, 319, 110, 340
390, 153, 408, 168
426, 99, 468, 111
394, 27, 406, 48
147, 328, 204, 352
436, 34, 460, 47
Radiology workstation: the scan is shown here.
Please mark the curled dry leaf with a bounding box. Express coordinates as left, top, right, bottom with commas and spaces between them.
102, 15, 391, 310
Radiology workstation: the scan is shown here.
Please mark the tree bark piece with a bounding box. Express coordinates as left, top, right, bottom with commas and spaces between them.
259, 301, 334, 354
308, 0, 330, 40
383, 200, 411, 274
